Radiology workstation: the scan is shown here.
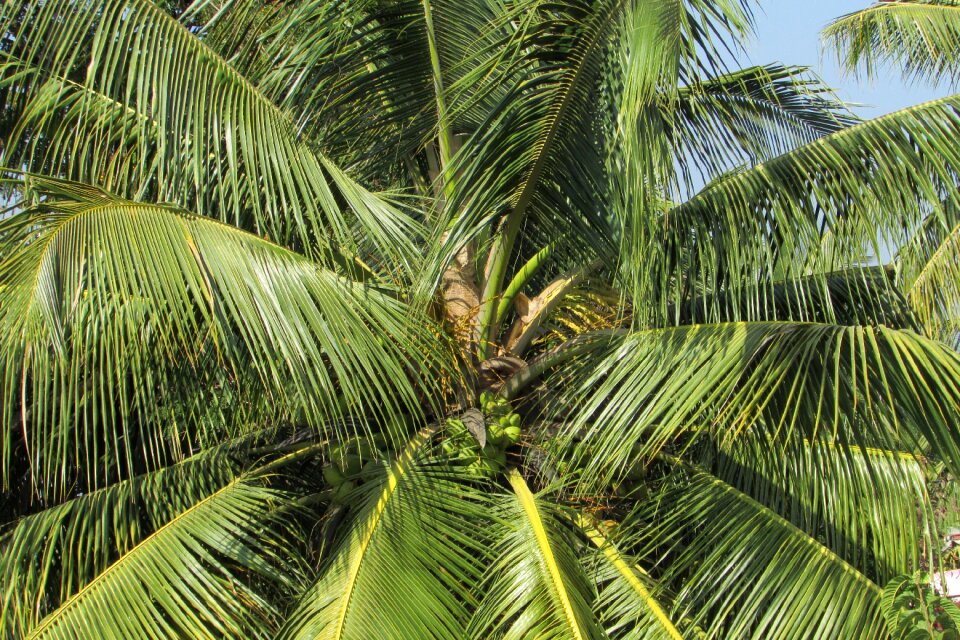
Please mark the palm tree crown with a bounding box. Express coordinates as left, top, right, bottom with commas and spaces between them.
3, 0, 960, 638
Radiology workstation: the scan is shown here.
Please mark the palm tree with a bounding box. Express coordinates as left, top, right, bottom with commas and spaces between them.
2, 0, 960, 637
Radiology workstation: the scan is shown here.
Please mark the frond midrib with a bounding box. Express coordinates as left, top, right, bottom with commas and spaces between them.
574, 513, 684, 640
508, 469, 587, 640
672, 90, 960, 220
25, 477, 243, 638
674, 460, 883, 596
906, 221, 960, 294
329, 426, 438, 640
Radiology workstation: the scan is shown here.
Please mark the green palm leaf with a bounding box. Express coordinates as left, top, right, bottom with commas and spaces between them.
639, 463, 888, 639
177, 0, 291, 81
710, 435, 936, 584
644, 95, 960, 324
545, 322, 960, 490
0, 0, 419, 268
279, 427, 489, 640
22, 475, 296, 639
0, 445, 253, 637
0, 175, 447, 497
468, 470, 605, 640
461, 0, 632, 354
826, 0, 960, 86
672, 64, 856, 184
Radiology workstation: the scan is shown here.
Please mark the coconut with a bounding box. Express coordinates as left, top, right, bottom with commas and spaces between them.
503, 425, 522, 444
342, 453, 363, 476
323, 465, 344, 486
332, 480, 355, 504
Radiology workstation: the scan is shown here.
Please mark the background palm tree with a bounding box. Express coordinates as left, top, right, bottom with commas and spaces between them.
3, 0, 960, 637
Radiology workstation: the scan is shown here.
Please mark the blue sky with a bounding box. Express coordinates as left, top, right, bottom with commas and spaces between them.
746, 1, 953, 117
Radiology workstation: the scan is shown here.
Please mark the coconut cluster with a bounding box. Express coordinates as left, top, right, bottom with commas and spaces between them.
441, 392, 522, 478
322, 435, 387, 504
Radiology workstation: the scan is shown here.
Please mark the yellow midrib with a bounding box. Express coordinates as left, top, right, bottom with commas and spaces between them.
27, 477, 242, 639
575, 514, 684, 640
908, 221, 960, 295
329, 426, 437, 640
508, 469, 585, 640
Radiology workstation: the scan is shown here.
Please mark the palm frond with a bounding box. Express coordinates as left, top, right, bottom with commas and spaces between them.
638, 463, 887, 639
0, 175, 448, 497
467, 470, 605, 640
611, 0, 752, 314
0, 0, 419, 269
20, 475, 296, 639
459, 0, 630, 353
427, 0, 754, 349
640, 95, 960, 326
542, 322, 960, 490
709, 434, 936, 584
825, 0, 960, 87
532, 284, 629, 350
279, 427, 489, 640
672, 64, 857, 186
0, 446, 249, 637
